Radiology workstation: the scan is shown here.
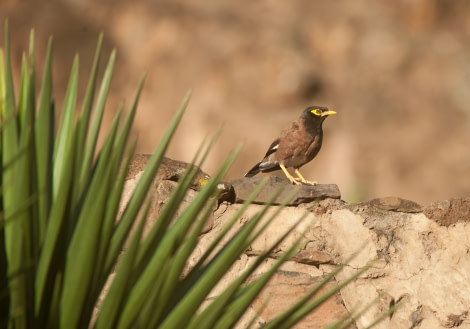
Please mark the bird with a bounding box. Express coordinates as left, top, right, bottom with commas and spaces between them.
244, 106, 336, 185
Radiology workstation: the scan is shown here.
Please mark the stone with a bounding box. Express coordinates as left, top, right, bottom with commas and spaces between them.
205, 200, 470, 329
228, 176, 341, 205
120, 155, 216, 239
250, 272, 352, 329
364, 196, 422, 213
153, 180, 214, 234
127, 154, 210, 191
290, 249, 335, 266
423, 197, 470, 226
115, 156, 470, 329
330, 211, 470, 329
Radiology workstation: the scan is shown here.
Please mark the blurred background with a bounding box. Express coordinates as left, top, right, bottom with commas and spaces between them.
2, 0, 470, 204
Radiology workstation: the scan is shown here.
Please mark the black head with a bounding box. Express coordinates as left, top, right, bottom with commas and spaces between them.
301, 106, 336, 121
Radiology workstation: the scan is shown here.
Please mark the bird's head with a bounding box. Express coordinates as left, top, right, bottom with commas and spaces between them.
303, 106, 336, 120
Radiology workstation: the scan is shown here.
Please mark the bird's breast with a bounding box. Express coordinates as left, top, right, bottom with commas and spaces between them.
275, 132, 323, 168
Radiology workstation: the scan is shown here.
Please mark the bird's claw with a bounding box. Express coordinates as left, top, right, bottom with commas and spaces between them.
292, 177, 317, 185
304, 180, 318, 185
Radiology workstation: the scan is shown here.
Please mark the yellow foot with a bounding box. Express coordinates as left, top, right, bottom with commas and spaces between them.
290, 178, 302, 185
280, 164, 302, 185
304, 180, 318, 185
294, 177, 317, 185
294, 169, 317, 185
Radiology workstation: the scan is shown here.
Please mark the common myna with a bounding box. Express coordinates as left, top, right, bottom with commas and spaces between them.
245, 106, 336, 185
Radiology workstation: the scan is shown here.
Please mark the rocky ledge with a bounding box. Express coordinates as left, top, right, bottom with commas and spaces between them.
118, 156, 470, 329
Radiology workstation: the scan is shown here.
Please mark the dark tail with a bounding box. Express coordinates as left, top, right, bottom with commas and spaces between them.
244, 162, 261, 177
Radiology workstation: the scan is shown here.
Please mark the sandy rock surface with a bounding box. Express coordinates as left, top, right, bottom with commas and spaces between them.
117, 158, 470, 328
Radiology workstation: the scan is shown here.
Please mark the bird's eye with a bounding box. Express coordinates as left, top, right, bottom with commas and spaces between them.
311, 109, 322, 116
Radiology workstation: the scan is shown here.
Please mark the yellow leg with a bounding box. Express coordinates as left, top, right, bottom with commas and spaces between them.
280, 164, 301, 185
294, 169, 317, 185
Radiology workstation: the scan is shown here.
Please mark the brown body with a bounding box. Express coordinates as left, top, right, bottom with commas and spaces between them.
245, 106, 335, 184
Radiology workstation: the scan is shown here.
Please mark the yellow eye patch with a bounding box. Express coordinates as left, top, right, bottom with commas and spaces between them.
310, 109, 322, 116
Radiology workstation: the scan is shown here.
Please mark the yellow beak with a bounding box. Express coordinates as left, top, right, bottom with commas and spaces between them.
321, 110, 336, 117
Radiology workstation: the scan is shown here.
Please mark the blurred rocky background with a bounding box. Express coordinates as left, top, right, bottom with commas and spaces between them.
2, 0, 470, 204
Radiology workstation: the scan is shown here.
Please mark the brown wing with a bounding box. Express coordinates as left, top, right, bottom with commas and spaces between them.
274, 119, 320, 168
274, 121, 303, 159
263, 138, 280, 158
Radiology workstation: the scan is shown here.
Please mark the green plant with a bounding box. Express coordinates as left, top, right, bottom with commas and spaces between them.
0, 23, 386, 329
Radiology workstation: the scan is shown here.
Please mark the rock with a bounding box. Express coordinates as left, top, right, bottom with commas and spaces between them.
127, 154, 235, 206
325, 211, 470, 329
445, 312, 467, 328
117, 156, 470, 329
362, 196, 422, 213
423, 197, 470, 226
290, 249, 335, 266
127, 154, 210, 191
120, 155, 216, 239
205, 200, 470, 328
249, 272, 351, 329
229, 176, 341, 205
154, 180, 214, 234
